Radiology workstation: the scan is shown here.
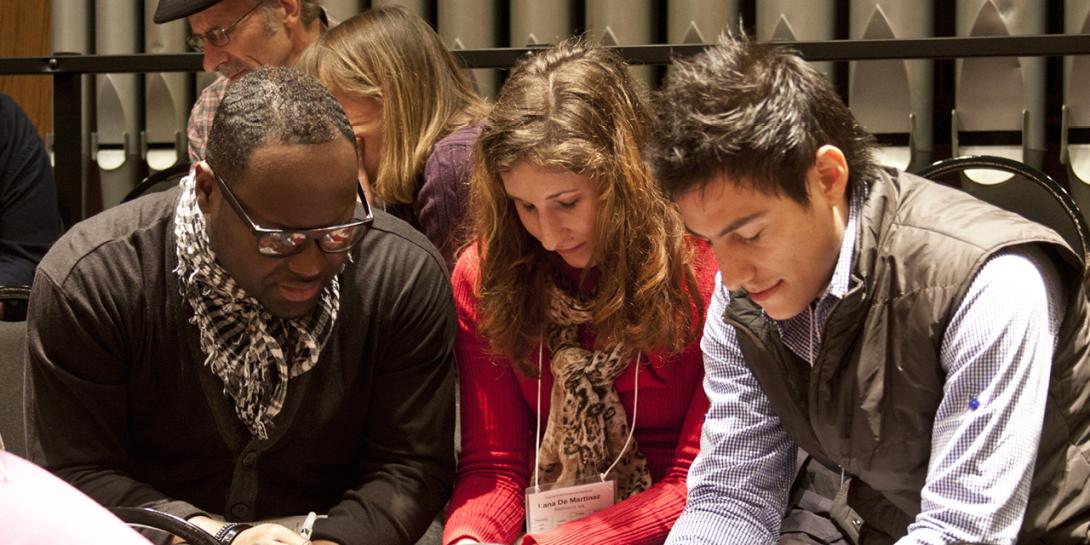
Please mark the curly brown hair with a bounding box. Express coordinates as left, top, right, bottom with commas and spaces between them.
470, 38, 702, 371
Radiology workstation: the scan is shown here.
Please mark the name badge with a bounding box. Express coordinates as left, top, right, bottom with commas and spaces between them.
524, 478, 617, 534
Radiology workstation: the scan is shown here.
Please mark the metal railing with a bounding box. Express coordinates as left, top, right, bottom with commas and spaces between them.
2, 33, 1090, 227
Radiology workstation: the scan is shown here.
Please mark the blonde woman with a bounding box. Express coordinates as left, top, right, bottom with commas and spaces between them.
298, 5, 488, 267
443, 39, 717, 545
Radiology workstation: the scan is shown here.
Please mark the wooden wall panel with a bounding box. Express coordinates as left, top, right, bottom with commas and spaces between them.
0, 1, 53, 140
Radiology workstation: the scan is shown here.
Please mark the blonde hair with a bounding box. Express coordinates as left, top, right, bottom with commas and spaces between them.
298, 5, 488, 204
471, 38, 702, 369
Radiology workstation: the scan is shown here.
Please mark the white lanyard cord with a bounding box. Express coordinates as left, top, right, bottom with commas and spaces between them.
600, 353, 639, 482
534, 341, 543, 491
532, 340, 641, 490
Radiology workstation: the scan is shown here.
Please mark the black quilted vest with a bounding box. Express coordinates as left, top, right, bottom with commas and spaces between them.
726, 170, 1090, 544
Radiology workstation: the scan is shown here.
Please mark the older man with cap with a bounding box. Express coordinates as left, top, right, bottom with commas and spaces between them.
154, 0, 336, 163
25, 67, 455, 545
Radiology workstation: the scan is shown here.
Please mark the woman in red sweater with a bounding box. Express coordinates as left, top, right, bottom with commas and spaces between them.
443, 38, 717, 545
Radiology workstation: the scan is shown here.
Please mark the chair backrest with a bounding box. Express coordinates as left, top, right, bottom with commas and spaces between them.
122, 162, 190, 204
913, 155, 1090, 264
0, 286, 30, 457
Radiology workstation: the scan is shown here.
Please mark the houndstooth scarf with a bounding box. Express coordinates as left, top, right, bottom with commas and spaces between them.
172, 176, 340, 440
535, 283, 652, 499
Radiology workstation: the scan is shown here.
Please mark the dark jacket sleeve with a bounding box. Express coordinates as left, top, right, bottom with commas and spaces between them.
24, 250, 206, 522
0, 94, 62, 286
314, 237, 458, 545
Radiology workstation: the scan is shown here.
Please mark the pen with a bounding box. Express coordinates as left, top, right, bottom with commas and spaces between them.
300, 511, 318, 540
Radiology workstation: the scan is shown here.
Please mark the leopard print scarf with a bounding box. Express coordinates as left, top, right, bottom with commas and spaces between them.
173, 175, 340, 440
534, 283, 652, 499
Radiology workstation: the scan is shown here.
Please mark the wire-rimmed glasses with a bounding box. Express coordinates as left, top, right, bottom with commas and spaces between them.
186, 0, 267, 52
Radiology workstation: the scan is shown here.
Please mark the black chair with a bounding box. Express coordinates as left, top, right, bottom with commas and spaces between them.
0, 286, 30, 456
123, 162, 191, 204
914, 155, 1090, 262
109, 507, 220, 545
0, 285, 30, 322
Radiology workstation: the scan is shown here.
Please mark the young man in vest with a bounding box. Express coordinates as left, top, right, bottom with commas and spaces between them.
153, 0, 335, 163
652, 33, 1090, 545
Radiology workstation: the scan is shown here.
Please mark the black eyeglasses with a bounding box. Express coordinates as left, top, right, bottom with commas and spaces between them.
186, 0, 267, 52
215, 174, 373, 257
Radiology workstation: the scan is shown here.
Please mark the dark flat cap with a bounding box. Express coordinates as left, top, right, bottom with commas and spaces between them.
154, 0, 224, 23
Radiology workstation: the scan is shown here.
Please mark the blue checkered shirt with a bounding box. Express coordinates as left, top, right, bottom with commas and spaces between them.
666, 187, 1063, 545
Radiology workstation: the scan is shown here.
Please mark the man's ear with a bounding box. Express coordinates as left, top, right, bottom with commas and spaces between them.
279, 0, 301, 28
193, 161, 217, 214
812, 145, 849, 205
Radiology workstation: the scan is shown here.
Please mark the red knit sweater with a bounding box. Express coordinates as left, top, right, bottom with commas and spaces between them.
443, 243, 717, 545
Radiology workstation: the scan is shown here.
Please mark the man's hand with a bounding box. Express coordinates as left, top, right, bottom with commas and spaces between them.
230, 523, 311, 544
175, 517, 318, 545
